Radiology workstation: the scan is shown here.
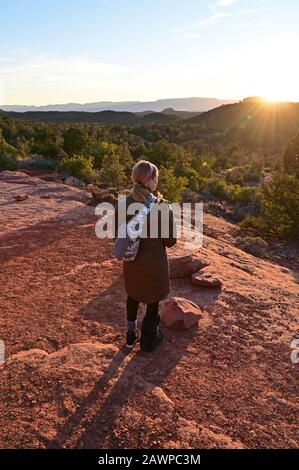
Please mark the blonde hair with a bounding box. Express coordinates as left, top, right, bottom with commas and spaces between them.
131, 160, 158, 185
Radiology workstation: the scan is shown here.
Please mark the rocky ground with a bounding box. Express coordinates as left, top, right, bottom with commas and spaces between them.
0, 171, 298, 449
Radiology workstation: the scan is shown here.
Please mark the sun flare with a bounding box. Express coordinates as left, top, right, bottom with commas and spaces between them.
262, 95, 291, 103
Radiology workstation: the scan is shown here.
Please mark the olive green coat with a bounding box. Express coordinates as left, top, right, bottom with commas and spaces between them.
114, 194, 177, 303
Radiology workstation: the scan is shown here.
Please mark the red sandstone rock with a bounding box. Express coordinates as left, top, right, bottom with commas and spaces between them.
169, 254, 209, 279
191, 272, 222, 288
160, 296, 202, 330
14, 194, 29, 202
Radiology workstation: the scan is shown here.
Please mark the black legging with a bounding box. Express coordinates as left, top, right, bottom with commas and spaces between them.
127, 296, 159, 322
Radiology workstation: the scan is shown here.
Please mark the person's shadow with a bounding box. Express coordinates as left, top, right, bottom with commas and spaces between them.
46, 261, 219, 448
47, 322, 198, 449
78, 273, 127, 328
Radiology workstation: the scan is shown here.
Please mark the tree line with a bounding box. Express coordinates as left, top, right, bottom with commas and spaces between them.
0, 116, 298, 240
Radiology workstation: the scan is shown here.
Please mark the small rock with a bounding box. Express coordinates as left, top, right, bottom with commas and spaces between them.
191, 272, 221, 288
169, 254, 209, 279
14, 194, 29, 202
151, 387, 174, 406
217, 363, 228, 370
160, 297, 202, 330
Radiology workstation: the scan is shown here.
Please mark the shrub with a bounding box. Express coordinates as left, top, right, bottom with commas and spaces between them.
158, 166, 188, 202
205, 178, 228, 198
242, 166, 262, 183
63, 128, 89, 156
0, 151, 19, 171
106, 187, 118, 196
185, 168, 200, 191
197, 161, 214, 178
236, 236, 268, 256
31, 143, 61, 159
58, 154, 94, 180
91, 187, 117, 206
20, 155, 58, 170
98, 154, 126, 190
283, 131, 299, 178
204, 178, 261, 207
240, 173, 299, 240
224, 166, 246, 185
228, 185, 260, 206
89, 141, 118, 169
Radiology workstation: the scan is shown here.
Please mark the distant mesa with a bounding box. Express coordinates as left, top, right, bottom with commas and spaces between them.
161, 107, 176, 113
1, 97, 236, 114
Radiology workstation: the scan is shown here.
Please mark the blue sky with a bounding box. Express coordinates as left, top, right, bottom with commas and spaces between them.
0, 0, 298, 105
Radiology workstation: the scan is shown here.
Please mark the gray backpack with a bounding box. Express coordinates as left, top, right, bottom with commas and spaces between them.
114, 194, 156, 261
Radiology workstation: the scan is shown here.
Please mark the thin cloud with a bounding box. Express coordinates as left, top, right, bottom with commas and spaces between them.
199, 11, 231, 24
201, 8, 256, 24
216, 0, 237, 6
0, 53, 136, 104
209, 0, 238, 14
173, 28, 201, 39
0, 54, 134, 85
175, 7, 258, 37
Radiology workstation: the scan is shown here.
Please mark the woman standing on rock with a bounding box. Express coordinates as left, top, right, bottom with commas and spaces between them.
114, 160, 177, 352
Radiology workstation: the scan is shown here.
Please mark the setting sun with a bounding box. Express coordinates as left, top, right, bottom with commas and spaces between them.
262, 95, 294, 103
262, 96, 285, 103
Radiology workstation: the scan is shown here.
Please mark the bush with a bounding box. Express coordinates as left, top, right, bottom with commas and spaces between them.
240, 173, 299, 240
63, 128, 89, 156
0, 151, 19, 171
106, 187, 118, 196
158, 166, 188, 202
205, 178, 228, 198
91, 187, 117, 206
197, 161, 214, 178
58, 155, 94, 180
185, 168, 201, 191
98, 154, 126, 190
228, 185, 260, 206
224, 166, 247, 185
0, 129, 19, 158
243, 166, 262, 183
236, 236, 268, 256
31, 143, 61, 159
197, 176, 209, 192
89, 141, 118, 169
283, 131, 299, 178
20, 155, 58, 170
204, 178, 261, 207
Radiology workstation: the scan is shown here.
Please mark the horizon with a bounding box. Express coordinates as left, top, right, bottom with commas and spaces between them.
1, 95, 236, 109
2, 96, 299, 111
1, 0, 299, 106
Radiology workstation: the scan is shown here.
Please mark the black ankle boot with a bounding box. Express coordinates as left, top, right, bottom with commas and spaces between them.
140, 316, 164, 352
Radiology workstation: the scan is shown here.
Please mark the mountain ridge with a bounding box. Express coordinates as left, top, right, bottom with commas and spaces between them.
186, 97, 299, 148
1, 97, 236, 113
